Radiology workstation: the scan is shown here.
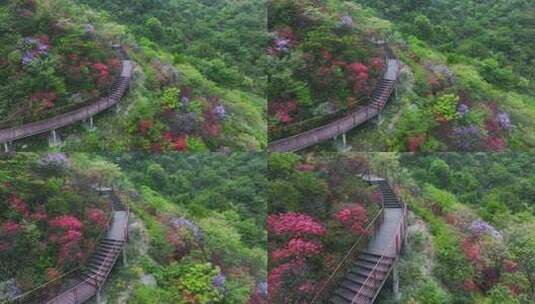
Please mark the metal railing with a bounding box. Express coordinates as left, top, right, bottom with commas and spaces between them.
350, 174, 408, 304
0, 54, 134, 144
268, 44, 402, 152
310, 169, 385, 303
6, 190, 129, 304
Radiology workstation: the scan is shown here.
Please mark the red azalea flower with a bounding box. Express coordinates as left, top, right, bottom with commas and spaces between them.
174, 135, 188, 151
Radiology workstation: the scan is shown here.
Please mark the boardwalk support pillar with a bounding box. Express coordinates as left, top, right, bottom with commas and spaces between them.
393, 264, 401, 301
90, 116, 94, 130
97, 288, 101, 304
4, 142, 13, 153
50, 129, 60, 146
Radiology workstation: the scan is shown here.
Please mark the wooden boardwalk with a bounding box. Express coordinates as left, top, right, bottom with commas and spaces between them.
0, 60, 134, 145
9, 192, 129, 304
329, 178, 407, 304
45, 211, 128, 304
268, 59, 401, 152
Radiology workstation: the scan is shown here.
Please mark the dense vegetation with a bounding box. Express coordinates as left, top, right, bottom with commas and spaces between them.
106, 153, 267, 303
0, 153, 268, 303
268, 153, 381, 303
0, 0, 121, 123
349, 0, 535, 152
0, 0, 266, 152
270, 0, 535, 151
0, 153, 118, 298
357, 0, 535, 88
77, 0, 267, 95
371, 153, 534, 303
268, 0, 388, 139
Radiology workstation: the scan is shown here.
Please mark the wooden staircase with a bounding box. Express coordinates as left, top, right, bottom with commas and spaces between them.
310, 174, 407, 304
330, 252, 395, 304
82, 239, 125, 286
369, 79, 397, 111
7, 192, 129, 304
268, 48, 402, 153
373, 180, 402, 209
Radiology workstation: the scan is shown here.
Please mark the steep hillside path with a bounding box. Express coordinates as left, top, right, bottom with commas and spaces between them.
0, 54, 134, 151
268, 58, 401, 153
311, 175, 407, 304
9, 191, 129, 304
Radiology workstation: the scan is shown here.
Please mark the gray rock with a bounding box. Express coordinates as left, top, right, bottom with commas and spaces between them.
140, 274, 157, 287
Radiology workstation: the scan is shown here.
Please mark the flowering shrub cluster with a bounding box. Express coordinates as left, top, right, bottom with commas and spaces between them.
452, 124, 481, 151
268, 260, 304, 300
92, 62, 111, 88
1, 0, 122, 123
18, 36, 49, 67
1, 221, 23, 236
131, 86, 225, 152
334, 204, 369, 235
48, 215, 84, 265
407, 134, 427, 152
268, 28, 295, 55
171, 216, 204, 243
9, 195, 30, 219
337, 15, 354, 28
267, 0, 385, 133
268, 212, 326, 236
268, 212, 326, 301
87, 208, 107, 229
458, 220, 518, 293
348, 62, 370, 93
271, 238, 323, 261
468, 220, 502, 239
269, 100, 298, 124
29, 91, 58, 109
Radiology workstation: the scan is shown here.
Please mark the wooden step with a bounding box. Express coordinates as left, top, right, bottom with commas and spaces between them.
349, 267, 386, 280
341, 281, 376, 298
361, 251, 394, 261
355, 260, 391, 272
330, 294, 351, 304
345, 273, 381, 287
334, 286, 373, 302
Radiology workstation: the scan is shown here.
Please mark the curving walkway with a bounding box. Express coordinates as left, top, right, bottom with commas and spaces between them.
0, 60, 134, 147
268, 59, 401, 153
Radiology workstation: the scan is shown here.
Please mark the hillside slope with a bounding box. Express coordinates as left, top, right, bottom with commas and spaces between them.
0, 0, 266, 152
268, 0, 535, 152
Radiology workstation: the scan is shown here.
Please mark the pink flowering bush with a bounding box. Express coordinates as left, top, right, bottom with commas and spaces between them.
268, 212, 326, 302
9, 194, 30, 219
268, 260, 304, 301
48, 215, 85, 265
49, 215, 84, 231
335, 204, 369, 235
2, 221, 23, 236
268, 212, 326, 236
271, 238, 322, 262
87, 208, 107, 229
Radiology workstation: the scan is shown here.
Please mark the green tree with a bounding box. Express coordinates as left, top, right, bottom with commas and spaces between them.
432, 94, 459, 122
